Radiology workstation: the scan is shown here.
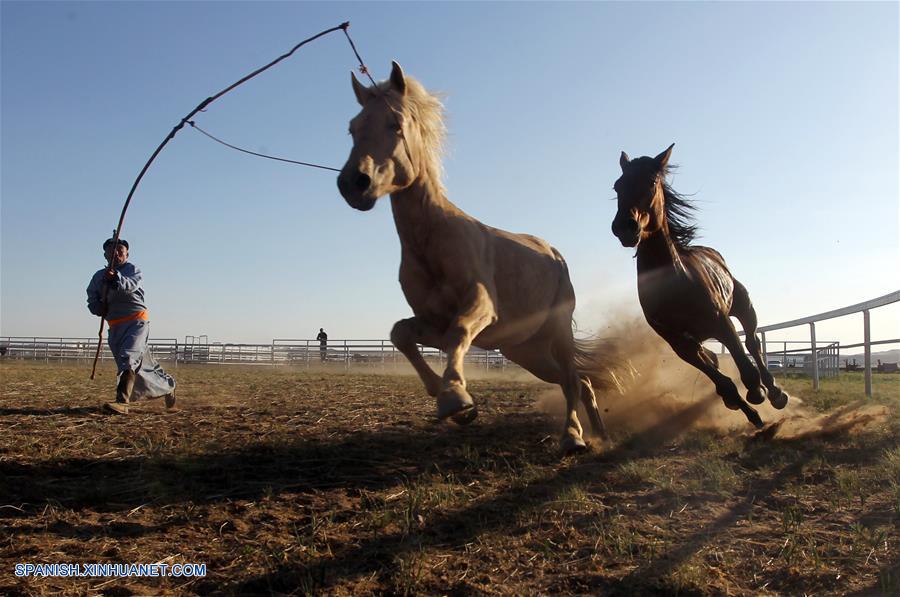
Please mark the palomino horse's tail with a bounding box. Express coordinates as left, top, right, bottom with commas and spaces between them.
573, 336, 631, 395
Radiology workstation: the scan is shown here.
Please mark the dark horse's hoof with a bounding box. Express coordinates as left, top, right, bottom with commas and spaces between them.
769, 388, 789, 410
451, 406, 478, 425
743, 406, 765, 429
746, 387, 766, 405
751, 420, 783, 442
722, 395, 742, 411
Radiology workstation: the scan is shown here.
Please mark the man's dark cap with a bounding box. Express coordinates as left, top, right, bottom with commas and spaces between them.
103, 238, 129, 250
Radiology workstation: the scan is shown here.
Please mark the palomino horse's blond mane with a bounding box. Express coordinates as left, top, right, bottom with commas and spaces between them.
372, 76, 447, 191
338, 61, 620, 455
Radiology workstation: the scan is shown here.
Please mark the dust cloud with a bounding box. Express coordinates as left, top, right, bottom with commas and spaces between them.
534, 314, 890, 445
307, 315, 889, 444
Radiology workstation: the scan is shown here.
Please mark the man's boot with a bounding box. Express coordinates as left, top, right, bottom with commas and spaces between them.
103, 370, 135, 415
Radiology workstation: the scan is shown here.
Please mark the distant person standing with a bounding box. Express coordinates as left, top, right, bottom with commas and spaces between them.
86, 238, 176, 414
316, 328, 328, 362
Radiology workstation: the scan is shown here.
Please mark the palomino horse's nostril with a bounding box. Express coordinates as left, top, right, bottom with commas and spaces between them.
354, 173, 371, 191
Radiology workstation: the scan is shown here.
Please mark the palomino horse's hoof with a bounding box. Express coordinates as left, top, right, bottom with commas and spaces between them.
437, 386, 475, 421
769, 388, 789, 410
746, 387, 766, 405
451, 406, 478, 425
560, 435, 588, 456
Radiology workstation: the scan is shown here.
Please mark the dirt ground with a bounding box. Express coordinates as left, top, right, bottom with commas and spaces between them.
1, 358, 898, 595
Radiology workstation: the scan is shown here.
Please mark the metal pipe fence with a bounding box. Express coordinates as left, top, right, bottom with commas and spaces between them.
3, 291, 897, 392
0, 336, 511, 370
725, 290, 900, 396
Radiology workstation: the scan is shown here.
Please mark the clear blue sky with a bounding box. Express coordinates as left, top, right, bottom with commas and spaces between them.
2, 1, 898, 348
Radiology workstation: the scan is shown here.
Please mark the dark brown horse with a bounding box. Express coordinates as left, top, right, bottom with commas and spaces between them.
611, 144, 788, 428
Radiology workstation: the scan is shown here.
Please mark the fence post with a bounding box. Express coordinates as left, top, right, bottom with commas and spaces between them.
835, 342, 840, 378
863, 309, 872, 398
760, 331, 767, 363
810, 322, 819, 391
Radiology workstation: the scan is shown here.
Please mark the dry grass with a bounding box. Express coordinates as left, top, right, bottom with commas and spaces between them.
1, 360, 898, 595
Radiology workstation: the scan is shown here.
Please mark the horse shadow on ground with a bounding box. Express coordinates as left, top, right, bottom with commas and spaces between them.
225, 406, 897, 595
3, 412, 559, 516
2, 400, 893, 595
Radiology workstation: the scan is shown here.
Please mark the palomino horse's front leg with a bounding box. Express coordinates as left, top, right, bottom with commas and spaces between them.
390, 317, 445, 397
437, 284, 498, 423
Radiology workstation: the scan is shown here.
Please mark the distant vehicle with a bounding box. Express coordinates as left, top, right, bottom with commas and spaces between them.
767, 360, 783, 370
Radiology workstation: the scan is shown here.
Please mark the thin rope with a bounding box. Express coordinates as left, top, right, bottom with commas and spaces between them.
342, 28, 376, 87
91, 21, 350, 379
92, 22, 399, 378
341, 27, 416, 169
188, 121, 340, 172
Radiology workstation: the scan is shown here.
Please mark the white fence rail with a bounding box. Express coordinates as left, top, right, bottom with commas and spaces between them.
741, 290, 900, 396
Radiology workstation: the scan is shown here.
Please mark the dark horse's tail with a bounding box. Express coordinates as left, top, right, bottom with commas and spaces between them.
573, 336, 631, 395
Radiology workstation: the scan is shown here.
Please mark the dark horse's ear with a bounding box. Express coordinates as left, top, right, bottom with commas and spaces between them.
655, 143, 675, 170
351, 71, 371, 106
619, 151, 630, 172
389, 61, 407, 96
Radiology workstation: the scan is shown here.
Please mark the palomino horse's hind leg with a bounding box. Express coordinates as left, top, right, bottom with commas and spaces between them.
560, 370, 588, 455
730, 282, 790, 410
665, 335, 764, 428
579, 377, 609, 441
555, 340, 590, 455
500, 338, 590, 454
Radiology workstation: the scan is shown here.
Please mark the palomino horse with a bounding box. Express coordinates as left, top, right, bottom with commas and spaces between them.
610, 144, 789, 428
337, 62, 619, 453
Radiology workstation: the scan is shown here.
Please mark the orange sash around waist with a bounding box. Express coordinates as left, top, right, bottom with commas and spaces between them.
107, 310, 149, 327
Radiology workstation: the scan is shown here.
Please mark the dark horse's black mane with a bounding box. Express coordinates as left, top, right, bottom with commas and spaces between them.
661, 166, 699, 248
